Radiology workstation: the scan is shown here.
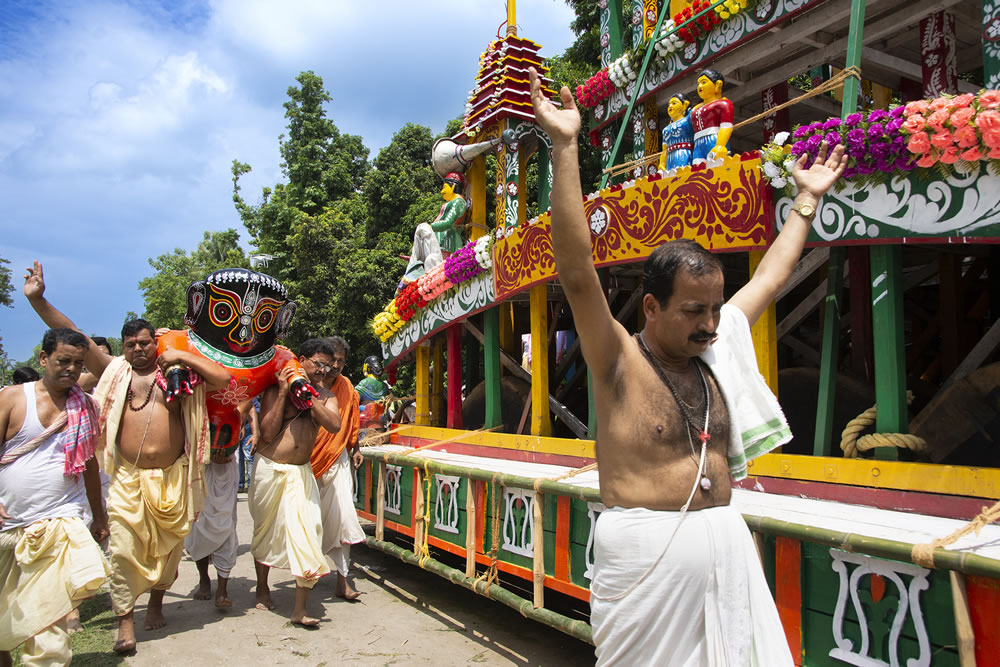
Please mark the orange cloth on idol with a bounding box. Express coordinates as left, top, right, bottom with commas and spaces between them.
310, 374, 360, 479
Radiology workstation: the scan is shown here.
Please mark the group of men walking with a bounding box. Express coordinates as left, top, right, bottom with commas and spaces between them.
0, 263, 368, 664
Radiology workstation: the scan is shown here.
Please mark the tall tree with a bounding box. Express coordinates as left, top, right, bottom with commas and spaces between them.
138, 229, 250, 329
0, 256, 14, 359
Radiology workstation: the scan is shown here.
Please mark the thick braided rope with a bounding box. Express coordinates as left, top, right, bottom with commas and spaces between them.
840, 391, 927, 458
474, 474, 503, 591
534, 462, 599, 493
911, 499, 1000, 567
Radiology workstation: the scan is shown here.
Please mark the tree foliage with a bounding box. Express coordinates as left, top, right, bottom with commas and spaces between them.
138, 229, 249, 330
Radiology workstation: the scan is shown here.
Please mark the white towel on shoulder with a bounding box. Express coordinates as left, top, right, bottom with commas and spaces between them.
700, 304, 791, 480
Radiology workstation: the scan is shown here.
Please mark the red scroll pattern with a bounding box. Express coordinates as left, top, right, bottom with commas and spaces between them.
493, 156, 772, 301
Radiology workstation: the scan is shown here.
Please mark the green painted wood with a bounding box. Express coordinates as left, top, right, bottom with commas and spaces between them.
761, 533, 777, 597
871, 246, 907, 460
813, 248, 845, 456
426, 474, 470, 546
484, 307, 502, 428
538, 146, 552, 214
985, 0, 1000, 90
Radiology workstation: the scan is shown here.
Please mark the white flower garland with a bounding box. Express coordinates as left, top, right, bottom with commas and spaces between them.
653, 19, 684, 60
608, 53, 637, 88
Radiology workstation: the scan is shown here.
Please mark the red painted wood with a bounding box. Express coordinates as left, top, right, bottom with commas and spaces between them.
446, 325, 464, 429
555, 495, 571, 582
848, 247, 874, 383
734, 476, 992, 521
364, 464, 372, 512
967, 575, 1000, 665
775, 536, 803, 665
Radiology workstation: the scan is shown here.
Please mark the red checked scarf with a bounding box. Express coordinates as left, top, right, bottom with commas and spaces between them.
0, 384, 99, 477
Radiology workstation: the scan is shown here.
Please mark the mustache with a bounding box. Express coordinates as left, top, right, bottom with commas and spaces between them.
689, 332, 718, 344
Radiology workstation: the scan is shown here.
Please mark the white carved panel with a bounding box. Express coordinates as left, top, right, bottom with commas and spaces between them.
385, 465, 402, 516
828, 549, 931, 667
501, 488, 535, 558
433, 474, 461, 534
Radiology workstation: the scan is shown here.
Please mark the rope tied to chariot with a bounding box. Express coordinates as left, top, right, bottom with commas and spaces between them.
839, 390, 927, 458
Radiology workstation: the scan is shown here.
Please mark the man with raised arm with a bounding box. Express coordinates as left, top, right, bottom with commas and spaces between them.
311, 336, 364, 601
0, 328, 110, 667
23, 262, 231, 655
251, 338, 341, 627
528, 68, 846, 665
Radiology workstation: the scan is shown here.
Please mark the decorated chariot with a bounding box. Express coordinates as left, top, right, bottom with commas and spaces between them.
358, 1, 1000, 664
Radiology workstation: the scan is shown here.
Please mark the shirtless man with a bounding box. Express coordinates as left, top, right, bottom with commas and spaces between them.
0, 328, 110, 667
529, 68, 845, 664
250, 338, 342, 627
23, 262, 231, 654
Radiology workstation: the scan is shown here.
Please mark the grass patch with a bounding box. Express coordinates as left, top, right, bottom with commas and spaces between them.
11, 594, 122, 666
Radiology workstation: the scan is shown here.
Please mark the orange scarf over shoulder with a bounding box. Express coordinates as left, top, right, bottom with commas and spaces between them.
310, 374, 360, 479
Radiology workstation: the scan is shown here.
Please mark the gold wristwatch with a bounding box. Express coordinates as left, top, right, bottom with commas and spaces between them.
791, 199, 817, 220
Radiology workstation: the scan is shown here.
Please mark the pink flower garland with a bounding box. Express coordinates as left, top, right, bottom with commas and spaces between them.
900, 90, 1000, 167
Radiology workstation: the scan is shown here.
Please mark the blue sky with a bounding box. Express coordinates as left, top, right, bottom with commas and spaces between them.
0, 0, 577, 363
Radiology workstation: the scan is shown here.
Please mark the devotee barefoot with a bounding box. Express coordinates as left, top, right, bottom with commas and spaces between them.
215, 577, 232, 608
143, 608, 167, 631
255, 588, 275, 611
335, 574, 361, 601
66, 608, 84, 633
193, 580, 212, 600
290, 614, 320, 628
115, 615, 137, 655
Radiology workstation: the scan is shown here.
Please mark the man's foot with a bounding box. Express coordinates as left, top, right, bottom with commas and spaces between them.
255, 588, 275, 611
115, 615, 137, 654
193, 580, 212, 600
215, 590, 233, 608
335, 574, 361, 601
66, 608, 84, 633
290, 614, 320, 628
143, 608, 166, 630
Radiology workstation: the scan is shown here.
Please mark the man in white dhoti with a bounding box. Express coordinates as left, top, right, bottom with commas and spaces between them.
185, 450, 239, 607
529, 68, 846, 665
0, 328, 110, 667
251, 339, 342, 627
311, 336, 365, 601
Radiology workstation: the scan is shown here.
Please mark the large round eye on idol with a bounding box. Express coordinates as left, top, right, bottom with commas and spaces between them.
255, 309, 274, 331
211, 300, 235, 326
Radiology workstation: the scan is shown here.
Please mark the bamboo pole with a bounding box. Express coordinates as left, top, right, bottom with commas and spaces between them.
465, 479, 477, 578
413, 468, 425, 557
950, 571, 977, 666
376, 461, 386, 541
533, 491, 545, 609
365, 536, 594, 645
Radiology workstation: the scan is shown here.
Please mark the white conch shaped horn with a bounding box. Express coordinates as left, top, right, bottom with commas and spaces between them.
431, 130, 516, 177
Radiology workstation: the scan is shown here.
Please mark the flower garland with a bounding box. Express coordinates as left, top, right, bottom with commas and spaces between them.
652, 19, 684, 60
714, 0, 749, 20
372, 234, 496, 343
674, 0, 720, 43
608, 53, 637, 89
576, 69, 613, 109
759, 90, 1000, 196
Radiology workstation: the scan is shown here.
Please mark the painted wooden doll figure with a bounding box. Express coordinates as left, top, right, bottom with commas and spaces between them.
690, 68, 734, 164
658, 92, 694, 173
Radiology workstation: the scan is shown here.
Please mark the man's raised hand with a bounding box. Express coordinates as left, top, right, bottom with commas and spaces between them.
528, 66, 580, 147
792, 141, 848, 200
23, 261, 45, 301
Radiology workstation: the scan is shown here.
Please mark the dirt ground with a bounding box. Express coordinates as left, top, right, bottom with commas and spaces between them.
99, 494, 595, 666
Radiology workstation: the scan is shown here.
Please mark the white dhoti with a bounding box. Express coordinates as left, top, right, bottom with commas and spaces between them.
184, 457, 239, 577
0, 517, 110, 658
317, 450, 366, 575
590, 505, 793, 667
249, 456, 329, 588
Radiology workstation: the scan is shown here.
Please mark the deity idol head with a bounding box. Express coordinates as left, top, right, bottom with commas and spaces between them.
184, 268, 296, 357
667, 93, 691, 122
696, 69, 725, 103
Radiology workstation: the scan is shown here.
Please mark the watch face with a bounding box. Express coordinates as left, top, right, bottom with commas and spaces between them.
798, 204, 815, 216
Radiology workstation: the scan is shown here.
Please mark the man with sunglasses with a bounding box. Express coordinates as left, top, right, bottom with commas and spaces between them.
249, 338, 341, 627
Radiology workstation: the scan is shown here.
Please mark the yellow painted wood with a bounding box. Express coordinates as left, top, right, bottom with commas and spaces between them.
746, 454, 1000, 499
413, 469, 424, 557
398, 425, 596, 459
467, 156, 487, 241
415, 344, 431, 426
432, 337, 445, 427
507, 0, 516, 34
376, 461, 386, 541
748, 250, 779, 395
530, 285, 552, 437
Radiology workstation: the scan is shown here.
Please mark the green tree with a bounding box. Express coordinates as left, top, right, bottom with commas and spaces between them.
363, 123, 438, 245
138, 229, 250, 329
0, 256, 14, 359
